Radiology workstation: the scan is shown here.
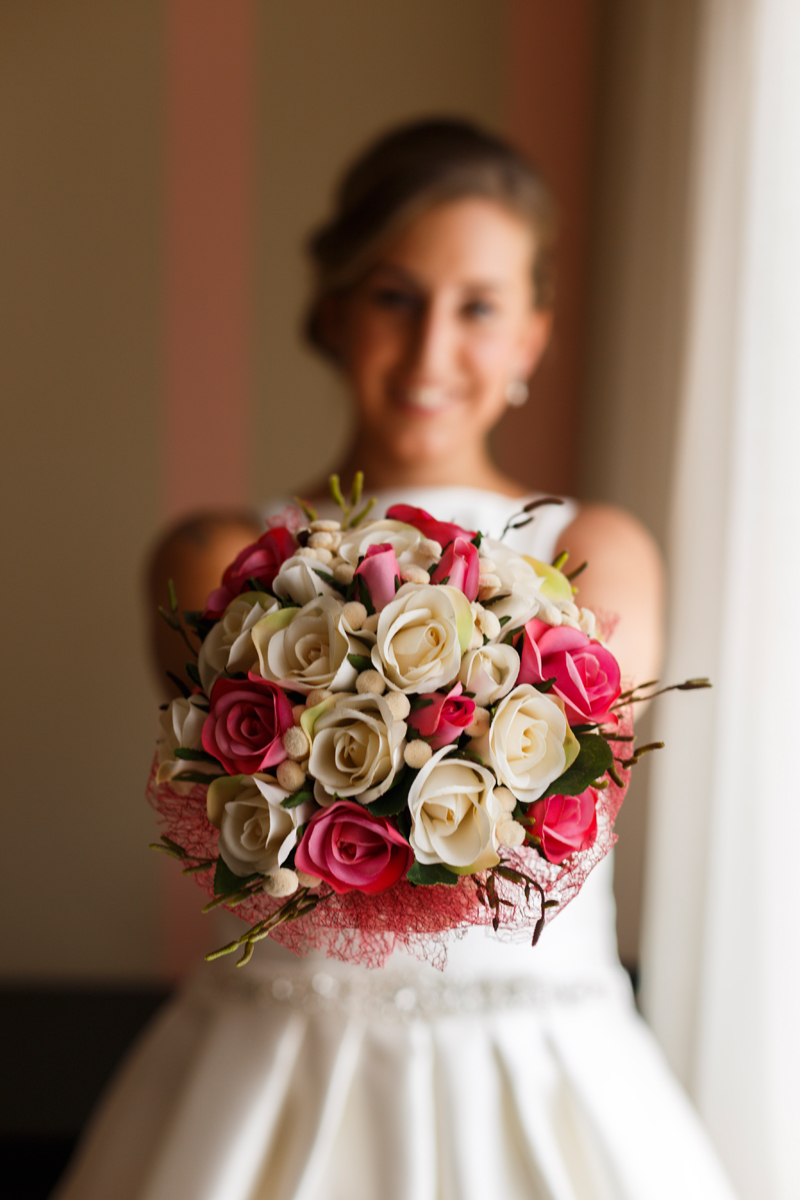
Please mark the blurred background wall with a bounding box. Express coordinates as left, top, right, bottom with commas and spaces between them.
0, 0, 695, 985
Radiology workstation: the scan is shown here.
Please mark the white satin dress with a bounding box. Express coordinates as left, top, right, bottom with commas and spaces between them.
55, 488, 739, 1200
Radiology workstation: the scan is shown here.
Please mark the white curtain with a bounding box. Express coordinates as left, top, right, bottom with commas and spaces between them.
640, 1, 800, 1198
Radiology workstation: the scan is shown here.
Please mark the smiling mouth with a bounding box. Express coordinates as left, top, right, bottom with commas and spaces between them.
402, 386, 450, 411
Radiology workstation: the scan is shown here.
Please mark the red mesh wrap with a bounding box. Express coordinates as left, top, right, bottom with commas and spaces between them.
148, 708, 631, 971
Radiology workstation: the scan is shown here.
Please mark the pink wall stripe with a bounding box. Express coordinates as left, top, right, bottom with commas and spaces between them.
161, 0, 257, 978
498, 0, 598, 496
163, 0, 256, 522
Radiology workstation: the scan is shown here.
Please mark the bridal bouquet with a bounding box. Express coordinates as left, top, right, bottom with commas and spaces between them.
150, 478, 691, 968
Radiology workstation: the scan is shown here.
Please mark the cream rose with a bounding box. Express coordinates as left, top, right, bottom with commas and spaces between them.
308, 692, 406, 805
251, 595, 365, 694
408, 746, 501, 873
206, 773, 312, 877
197, 592, 279, 694
272, 555, 340, 606
458, 643, 520, 707
487, 684, 579, 804
478, 537, 549, 631
338, 519, 438, 571
371, 583, 474, 694
156, 696, 216, 792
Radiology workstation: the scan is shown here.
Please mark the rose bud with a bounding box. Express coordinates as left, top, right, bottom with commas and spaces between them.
525, 788, 598, 864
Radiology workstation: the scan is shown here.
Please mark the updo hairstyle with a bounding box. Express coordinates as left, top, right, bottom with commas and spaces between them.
304, 117, 556, 361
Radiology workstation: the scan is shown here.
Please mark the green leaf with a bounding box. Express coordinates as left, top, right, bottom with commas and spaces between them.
281, 789, 313, 809
347, 653, 373, 672
185, 662, 202, 688
498, 615, 512, 628
213, 857, 260, 897
354, 573, 375, 615
471, 531, 483, 549
158, 605, 182, 631
167, 578, 179, 613
533, 676, 557, 694
166, 670, 191, 698
407, 861, 459, 887
174, 746, 218, 763
539, 732, 615, 799
368, 769, 413, 816
309, 568, 348, 596
172, 769, 223, 784
183, 610, 217, 638
409, 695, 434, 710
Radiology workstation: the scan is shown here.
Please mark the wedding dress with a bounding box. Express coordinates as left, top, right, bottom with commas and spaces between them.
54, 487, 738, 1200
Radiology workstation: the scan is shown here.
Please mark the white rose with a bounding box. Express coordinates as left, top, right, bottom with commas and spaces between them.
251, 595, 364, 694
272, 555, 340, 606
206, 773, 312, 877
338, 519, 437, 571
408, 746, 501, 873
308, 692, 406, 804
458, 643, 520, 706
487, 684, 579, 804
478, 537, 549, 631
371, 583, 474, 694
197, 592, 279, 694
156, 696, 215, 793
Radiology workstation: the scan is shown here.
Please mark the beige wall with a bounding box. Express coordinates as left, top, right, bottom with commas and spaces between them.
1, 2, 163, 979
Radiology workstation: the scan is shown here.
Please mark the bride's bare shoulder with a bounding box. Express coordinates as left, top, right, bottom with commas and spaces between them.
556, 501, 665, 687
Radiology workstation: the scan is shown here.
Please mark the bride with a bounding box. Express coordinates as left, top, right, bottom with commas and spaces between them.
58, 119, 737, 1200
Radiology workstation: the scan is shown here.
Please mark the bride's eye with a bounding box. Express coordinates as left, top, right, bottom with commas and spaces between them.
462, 298, 496, 320
371, 286, 418, 312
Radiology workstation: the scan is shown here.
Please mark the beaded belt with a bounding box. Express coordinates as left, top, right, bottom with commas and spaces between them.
199, 967, 607, 1024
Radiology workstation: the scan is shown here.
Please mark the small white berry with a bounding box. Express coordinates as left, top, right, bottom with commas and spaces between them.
342, 600, 368, 629
384, 692, 411, 720
465, 707, 491, 738
277, 760, 307, 792
333, 563, 355, 585
283, 726, 310, 761
495, 819, 526, 849
356, 669, 386, 695
400, 566, 430, 585
263, 868, 299, 897
494, 786, 517, 814
404, 740, 433, 768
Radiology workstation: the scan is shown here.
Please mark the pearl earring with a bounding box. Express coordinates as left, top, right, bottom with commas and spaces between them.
505, 378, 529, 407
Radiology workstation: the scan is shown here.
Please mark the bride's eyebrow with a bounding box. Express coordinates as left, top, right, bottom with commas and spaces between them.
367, 264, 419, 286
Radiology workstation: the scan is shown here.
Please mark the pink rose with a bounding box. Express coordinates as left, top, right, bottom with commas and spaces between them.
525, 788, 598, 864
430, 536, 480, 601
204, 526, 297, 618
385, 503, 476, 548
295, 801, 414, 895
353, 543, 401, 611
201, 675, 294, 775
516, 617, 621, 725
407, 683, 476, 750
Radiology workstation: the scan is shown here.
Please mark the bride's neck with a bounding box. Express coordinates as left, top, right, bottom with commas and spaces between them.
312, 439, 529, 502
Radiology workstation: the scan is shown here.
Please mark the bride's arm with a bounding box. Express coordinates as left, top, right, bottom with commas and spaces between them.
146, 512, 262, 696
555, 503, 665, 694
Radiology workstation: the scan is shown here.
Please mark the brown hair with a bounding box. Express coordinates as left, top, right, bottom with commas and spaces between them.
304, 117, 556, 360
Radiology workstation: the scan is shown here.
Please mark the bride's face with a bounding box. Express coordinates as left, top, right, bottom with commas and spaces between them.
332, 197, 550, 468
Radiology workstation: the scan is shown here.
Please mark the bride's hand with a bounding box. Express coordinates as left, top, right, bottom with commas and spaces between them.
146, 512, 262, 696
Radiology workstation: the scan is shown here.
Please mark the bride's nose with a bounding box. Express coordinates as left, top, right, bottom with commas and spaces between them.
405, 300, 455, 379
